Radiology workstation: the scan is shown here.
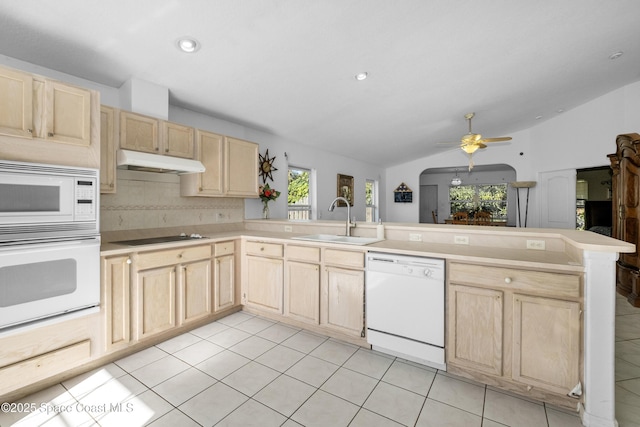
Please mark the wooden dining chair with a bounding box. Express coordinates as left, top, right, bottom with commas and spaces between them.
474, 210, 492, 225
452, 211, 469, 224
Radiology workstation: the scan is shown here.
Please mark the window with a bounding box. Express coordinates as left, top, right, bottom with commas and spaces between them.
449, 183, 507, 220
365, 179, 378, 222
288, 167, 311, 220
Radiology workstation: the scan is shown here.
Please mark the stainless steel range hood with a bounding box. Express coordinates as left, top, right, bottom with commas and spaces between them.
116, 149, 205, 174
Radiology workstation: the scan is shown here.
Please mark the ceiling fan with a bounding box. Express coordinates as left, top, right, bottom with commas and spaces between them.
440, 112, 512, 170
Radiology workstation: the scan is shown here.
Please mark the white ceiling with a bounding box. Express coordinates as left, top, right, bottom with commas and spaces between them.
1, 1, 639, 166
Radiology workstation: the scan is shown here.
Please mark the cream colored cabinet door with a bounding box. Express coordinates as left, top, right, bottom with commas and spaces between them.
512, 294, 580, 394
181, 130, 224, 196
100, 105, 116, 193
244, 255, 284, 314
162, 121, 194, 159
134, 266, 176, 340
225, 136, 259, 197
0, 66, 33, 138
102, 255, 131, 352
285, 261, 320, 325
120, 111, 160, 153
44, 80, 91, 146
321, 266, 364, 337
214, 254, 235, 312
180, 259, 212, 325
448, 284, 503, 376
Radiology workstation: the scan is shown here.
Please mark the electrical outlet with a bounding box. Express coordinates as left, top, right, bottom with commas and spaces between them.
284, 225, 293, 232
526, 239, 546, 250
409, 233, 422, 242
454, 235, 469, 245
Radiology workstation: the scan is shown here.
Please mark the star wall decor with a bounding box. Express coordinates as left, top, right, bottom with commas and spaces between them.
259, 149, 278, 183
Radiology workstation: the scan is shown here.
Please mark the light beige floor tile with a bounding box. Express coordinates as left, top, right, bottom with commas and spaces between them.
257, 323, 301, 343
256, 344, 305, 372
222, 361, 280, 396
233, 316, 276, 334
281, 330, 328, 353
616, 314, 640, 341
195, 349, 250, 380
217, 399, 287, 427
616, 295, 640, 316
416, 398, 481, 427
254, 375, 316, 417
617, 340, 640, 366
206, 327, 251, 348
483, 389, 547, 427
129, 355, 190, 388
616, 385, 640, 427
147, 408, 201, 427
344, 348, 395, 379
320, 367, 379, 405
217, 311, 255, 326
617, 357, 640, 381
619, 377, 640, 396
364, 381, 426, 426
152, 367, 216, 406
62, 363, 127, 400
286, 355, 340, 387
546, 406, 583, 427
310, 339, 359, 365
93, 389, 172, 427
178, 382, 247, 426
382, 359, 436, 396
292, 390, 359, 427
282, 419, 304, 427
229, 335, 277, 359
114, 345, 167, 372
154, 332, 201, 353
172, 339, 224, 365
350, 408, 404, 426
189, 320, 229, 339
428, 372, 486, 416
76, 374, 147, 419
481, 420, 509, 427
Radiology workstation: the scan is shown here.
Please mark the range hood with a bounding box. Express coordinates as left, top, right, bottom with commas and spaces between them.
116, 149, 205, 174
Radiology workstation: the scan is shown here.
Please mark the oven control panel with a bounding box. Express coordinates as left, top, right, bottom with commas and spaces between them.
74, 178, 97, 220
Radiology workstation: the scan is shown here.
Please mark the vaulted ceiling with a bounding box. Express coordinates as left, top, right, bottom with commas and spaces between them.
1, 0, 638, 166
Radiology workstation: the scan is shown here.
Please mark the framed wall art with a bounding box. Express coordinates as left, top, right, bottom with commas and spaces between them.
337, 174, 354, 207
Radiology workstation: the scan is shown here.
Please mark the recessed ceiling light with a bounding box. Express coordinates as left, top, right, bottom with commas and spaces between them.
535, 115, 543, 120
177, 38, 200, 53
557, 108, 564, 113
355, 72, 368, 81
609, 51, 623, 60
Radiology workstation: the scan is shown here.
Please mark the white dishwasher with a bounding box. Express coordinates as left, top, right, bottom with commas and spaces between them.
366, 253, 446, 370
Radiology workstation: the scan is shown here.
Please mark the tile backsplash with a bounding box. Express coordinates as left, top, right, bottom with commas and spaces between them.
100, 170, 244, 231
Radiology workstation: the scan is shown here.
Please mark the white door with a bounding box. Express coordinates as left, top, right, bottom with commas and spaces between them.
537, 169, 576, 229
419, 185, 438, 223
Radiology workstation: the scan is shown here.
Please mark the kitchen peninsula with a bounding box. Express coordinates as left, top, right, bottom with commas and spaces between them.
1, 219, 633, 427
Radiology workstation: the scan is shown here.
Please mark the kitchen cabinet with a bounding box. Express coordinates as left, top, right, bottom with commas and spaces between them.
162, 121, 194, 159
321, 248, 365, 337
132, 245, 211, 340
447, 262, 582, 399
0, 65, 33, 139
242, 241, 284, 314
181, 133, 259, 198
214, 241, 236, 312
100, 105, 117, 193
119, 110, 160, 153
102, 255, 131, 352
42, 79, 91, 146
285, 245, 321, 325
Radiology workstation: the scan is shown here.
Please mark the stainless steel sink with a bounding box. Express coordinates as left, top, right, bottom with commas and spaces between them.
291, 234, 383, 246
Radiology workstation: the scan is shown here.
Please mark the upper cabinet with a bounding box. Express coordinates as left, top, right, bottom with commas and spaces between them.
225, 137, 259, 197
163, 121, 194, 159
119, 111, 160, 153
0, 65, 99, 169
100, 105, 117, 193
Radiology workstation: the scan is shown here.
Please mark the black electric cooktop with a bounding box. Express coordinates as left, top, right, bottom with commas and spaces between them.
113, 234, 205, 246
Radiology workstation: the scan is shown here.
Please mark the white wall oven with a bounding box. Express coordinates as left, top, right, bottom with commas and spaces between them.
0, 160, 100, 330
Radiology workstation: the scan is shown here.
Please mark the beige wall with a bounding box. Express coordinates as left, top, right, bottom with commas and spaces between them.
100, 170, 244, 232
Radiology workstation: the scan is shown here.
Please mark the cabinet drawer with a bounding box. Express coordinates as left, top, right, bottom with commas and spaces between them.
136, 245, 211, 270
0, 340, 91, 396
324, 249, 364, 269
449, 263, 581, 299
214, 241, 235, 257
245, 241, 283, 258
287, 245, 320, 263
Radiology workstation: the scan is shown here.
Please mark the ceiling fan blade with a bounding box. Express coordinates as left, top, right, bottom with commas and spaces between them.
477, 142, 487, 149
481, 136, 512, 143
436, 141, 461, 145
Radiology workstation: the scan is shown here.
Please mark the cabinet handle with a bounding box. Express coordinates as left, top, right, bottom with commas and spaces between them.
27, 129, 32, 133
504, 277, 512, 284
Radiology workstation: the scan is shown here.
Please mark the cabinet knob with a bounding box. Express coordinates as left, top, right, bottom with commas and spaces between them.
126, 258, 132, 264
260, 247, 265, 251
165, 148, 169, 153
504, 277, 512, 284
48, 132, 54, 137
27, 129, 33, 134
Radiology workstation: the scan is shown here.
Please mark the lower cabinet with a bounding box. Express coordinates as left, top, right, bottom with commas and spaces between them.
322, 265, 365, 337
284, 245, 321, 325
181, 259, 212, 325
243, 241, 284, 314
214, 241, 236, 312
102, 255, 131, 351
135, 265, 177, 340
447, 262, 582, 399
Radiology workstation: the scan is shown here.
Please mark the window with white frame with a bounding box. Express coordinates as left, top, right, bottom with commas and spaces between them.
365, 179, 378, 222
449, 183, 508, 219
288, 166, 311, 220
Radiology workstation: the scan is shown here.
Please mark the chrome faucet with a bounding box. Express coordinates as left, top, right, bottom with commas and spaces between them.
328, 197, 355, 236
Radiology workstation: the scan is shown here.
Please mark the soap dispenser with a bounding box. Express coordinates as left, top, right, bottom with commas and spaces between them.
376, 218, 385, 239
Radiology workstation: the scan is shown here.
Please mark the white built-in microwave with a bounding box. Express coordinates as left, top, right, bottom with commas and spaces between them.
0, 160, 98, 242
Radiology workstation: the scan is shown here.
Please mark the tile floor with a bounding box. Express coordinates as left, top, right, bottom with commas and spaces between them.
2, 294, 640, 427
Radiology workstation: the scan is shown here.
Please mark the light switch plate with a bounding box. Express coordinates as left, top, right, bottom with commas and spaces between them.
454, 235, 469, 245
526, 239, 546, 250
409, 233, 422, 242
